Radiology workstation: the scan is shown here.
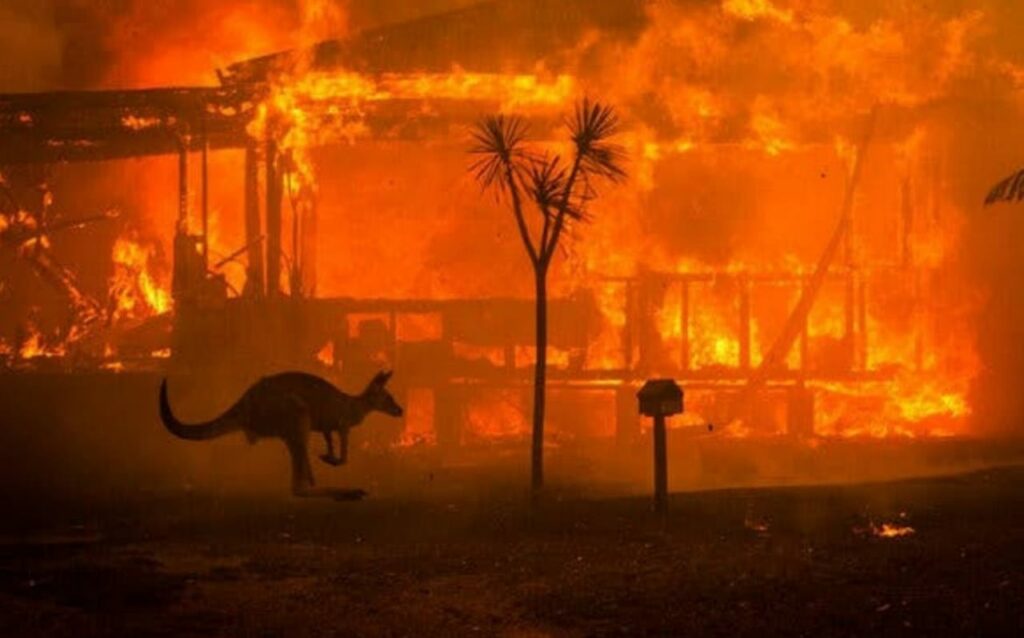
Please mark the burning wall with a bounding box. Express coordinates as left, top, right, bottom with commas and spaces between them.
4, 0, 1024, 441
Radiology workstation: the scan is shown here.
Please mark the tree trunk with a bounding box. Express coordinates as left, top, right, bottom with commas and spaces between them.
531, 266, 548, 496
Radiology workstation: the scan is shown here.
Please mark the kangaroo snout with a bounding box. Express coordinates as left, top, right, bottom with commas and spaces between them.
387, 401, 404, 418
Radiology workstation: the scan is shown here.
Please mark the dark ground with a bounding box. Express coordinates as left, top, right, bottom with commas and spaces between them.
1, 466, 1023, 637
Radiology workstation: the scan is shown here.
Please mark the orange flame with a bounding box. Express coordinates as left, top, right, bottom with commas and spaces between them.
871, 522, 916, 538
84, 0, 1004, 444
110, 236, 172, 321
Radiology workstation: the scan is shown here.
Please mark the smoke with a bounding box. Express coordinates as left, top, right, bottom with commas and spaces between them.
0, 1, 63, 91
0, 1, 354, 91
6, 0, 1024, 441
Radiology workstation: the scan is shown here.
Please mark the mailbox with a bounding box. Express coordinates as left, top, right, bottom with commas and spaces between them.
637, 379, 683, 417
638, 379, 683, 518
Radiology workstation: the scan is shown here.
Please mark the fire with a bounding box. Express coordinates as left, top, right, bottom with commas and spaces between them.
871, 522, 916, 539
586, 282, 628, 370
120, 115, 163, 131
814, 374, 972, 439
397, 389, 437, 448
464, 390, 530, 444
109, 236, 172, 321
315, 341, 335, 367
7, 0, 1011, 447
247, 69, 574, 192
722, 0, 794, 24
690, 283, 741, 369
749, 99, 796, 157
18, 327, 65, 360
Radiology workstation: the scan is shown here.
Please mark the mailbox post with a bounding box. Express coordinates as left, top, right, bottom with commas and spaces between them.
637, 379, 684, 516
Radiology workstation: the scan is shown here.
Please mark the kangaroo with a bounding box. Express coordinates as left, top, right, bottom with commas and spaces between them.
159, 370, 403, 498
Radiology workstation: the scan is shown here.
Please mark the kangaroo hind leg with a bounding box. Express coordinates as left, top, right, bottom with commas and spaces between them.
286, 433, 315, 495
278, 398, 315, 496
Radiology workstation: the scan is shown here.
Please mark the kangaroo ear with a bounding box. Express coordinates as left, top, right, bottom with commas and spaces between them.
373, 370, 393, 386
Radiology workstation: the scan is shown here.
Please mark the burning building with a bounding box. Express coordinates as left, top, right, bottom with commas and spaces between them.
0, 0, 1020, 479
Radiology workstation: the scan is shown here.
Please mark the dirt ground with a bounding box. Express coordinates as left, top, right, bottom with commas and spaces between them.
1, 465, 1022, 637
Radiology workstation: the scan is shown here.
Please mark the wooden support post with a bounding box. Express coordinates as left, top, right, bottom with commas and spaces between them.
739, 276, 751, 370
637, 276, 656, 374
787, 386, 815, 438
290, 185, 301, 298
201, 119, 209, 270
177, 143, 188, 225
265, 138, 282, 297
653, 414, 668, 517
800, 280, 810, 374
244, 146, 265, 297
623, 282, 635, 376
301, 191, 318, 296
680, 282, 690, 371
435, 384, 462, 450
172, 142, 190, 301
388, 310, 398, 369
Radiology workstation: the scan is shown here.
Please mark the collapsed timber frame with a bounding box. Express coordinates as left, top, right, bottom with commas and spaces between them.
0, 2, 945, 444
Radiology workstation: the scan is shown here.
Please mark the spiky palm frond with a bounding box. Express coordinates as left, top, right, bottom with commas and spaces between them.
526, 155, 588, 222
985, 167, 1024, 206
568, 99, 627, 182
469, 114, 531, 194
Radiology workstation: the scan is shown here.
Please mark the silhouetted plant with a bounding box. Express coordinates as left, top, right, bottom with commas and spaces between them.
470, 99, 625, 498
985, 167, 1024, 206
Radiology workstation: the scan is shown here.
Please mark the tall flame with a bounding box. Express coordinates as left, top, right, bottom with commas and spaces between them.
109, 236, 172, 321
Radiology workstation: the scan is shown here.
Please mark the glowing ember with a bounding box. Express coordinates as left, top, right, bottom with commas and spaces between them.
18, 328, 65, 360
120, 115, 162, 130
397, 389, 437, 448
316, 341, 335, 367
871, 523, 916, 538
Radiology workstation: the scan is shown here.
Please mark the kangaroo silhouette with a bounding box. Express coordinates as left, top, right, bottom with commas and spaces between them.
160, 370, 403, 498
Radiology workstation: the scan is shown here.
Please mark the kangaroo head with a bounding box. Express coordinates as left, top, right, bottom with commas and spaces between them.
362, 370, 403, 417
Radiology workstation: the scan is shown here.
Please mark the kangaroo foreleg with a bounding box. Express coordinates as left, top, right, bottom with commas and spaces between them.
286, 433, 315, 495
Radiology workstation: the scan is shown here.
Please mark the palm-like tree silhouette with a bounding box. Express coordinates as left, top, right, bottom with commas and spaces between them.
470, 100, 625, 497
985, 167, 1024, 205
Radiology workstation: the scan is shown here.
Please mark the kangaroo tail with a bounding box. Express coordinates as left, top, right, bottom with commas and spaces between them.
159, 380, 242, 441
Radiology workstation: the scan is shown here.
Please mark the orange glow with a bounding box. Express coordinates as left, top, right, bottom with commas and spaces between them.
109, 235, 172, 322
722, 0, 794, 23
15, 0, 1001, 446
871, 522, 916, 538
397, 389, 437, 447
464, 390, 530, 443
315, 341, 335, 367
247, 69, 574, 194
18, 328, 65, 360
120, 115, 163, 131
